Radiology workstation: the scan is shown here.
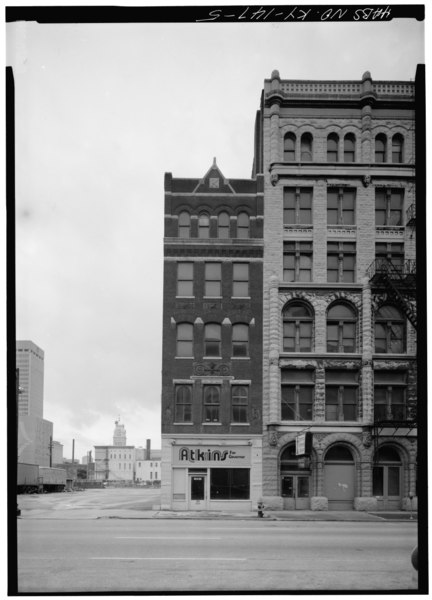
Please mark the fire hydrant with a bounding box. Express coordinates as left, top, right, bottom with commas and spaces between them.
257, 501, 264, 518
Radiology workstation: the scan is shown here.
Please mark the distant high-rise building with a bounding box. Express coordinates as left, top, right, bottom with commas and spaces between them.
113, 420, 127, 446
16, 340, 53, 467
16, 340, 44, 418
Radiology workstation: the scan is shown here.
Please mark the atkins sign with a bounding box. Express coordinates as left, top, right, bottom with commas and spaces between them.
172, 445, 251, 466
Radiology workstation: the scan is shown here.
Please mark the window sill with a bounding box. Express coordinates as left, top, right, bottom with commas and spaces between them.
173, 422, 194, 426
230, 423, 250, 426
231, 297, 251, 300
203, 356, 222, 360
175, 356, 194, 359
203, 296, 222, 300
231, 356, 250, 360
176, 296, 195, 299
202, 422, 222, 426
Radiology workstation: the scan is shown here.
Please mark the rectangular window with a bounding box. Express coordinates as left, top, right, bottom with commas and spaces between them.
210, 468, 250, 499
231, 386, 248, 423
375, 189, 404, 226
327, 188, 356, 225
283, 242, 312, 282
232, 324, 249, 357
205, 262, 222, 297
374, 371, 407, 421
327, 242, 356, 283
176, 323, 194, 357
375, 242, 404, 272
281, 369, 314, 421
177, 262, 194, 296
283, 187, 312, 225
325, 370, 358, 421
232, 263, 249, 297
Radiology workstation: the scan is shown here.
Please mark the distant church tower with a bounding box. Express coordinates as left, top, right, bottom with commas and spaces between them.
113, 419, 127, 446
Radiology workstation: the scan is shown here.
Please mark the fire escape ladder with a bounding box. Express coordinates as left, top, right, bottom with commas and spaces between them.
367, 258, 417, 330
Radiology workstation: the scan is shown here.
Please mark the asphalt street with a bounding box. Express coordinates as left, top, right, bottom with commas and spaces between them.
16, 499, 418, 593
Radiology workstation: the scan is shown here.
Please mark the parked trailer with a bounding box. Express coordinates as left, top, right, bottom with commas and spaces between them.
39, 467, 67, 493
17, 463, 67, 494
17, 463, 39, 494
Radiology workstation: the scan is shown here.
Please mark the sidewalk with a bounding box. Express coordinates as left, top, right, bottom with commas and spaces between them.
18, 506, 418, 522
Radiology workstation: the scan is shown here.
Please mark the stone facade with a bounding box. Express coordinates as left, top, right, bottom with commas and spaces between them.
254, 69, 420, 511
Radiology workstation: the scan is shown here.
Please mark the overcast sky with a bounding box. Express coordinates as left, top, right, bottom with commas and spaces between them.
6, 5, 425, 461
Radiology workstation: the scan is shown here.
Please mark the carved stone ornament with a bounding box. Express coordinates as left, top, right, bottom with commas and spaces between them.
269, 430, 278, 446
270, 172, 279, 186
362, 431, 372, 448
194, 362, 231, 377
362, 174, 371, 187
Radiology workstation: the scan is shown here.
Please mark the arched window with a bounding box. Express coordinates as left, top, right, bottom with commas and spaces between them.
325, 445, 354, 462
218, 211, 230, 239
203, 385, 220, 422
392, 134, 404, 163
237, 212, 250, 238
283, 132, 296, 161
375, 305, 405, 353
198, 212, 210, 238
282, 302, 313, 352
327, 303, 357, 353
176, 323, 193, 357
232, 324, 249, 357
344, 134, 356, 162
175, 385, 192, 422
178, 211, 191, 238
300, 133, 313, 161
204, 323, 221, 357
375, 134, 387, 163
327, 133, 339, 162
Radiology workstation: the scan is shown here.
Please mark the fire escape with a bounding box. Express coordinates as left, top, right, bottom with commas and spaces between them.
367, 202, 417, 447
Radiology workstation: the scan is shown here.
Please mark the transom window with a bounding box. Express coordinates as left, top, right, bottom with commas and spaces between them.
374, 305, 405, 353
327, 242, 356, 283
175, 385, 192, 422
344, 134, 356, 162
178, 211, 191, 238
218, 211, 230, 239
325, 370, 358, 421
327, 188, 355, 225
284, 132, 296, 161
327, 303, 357, 353
203, 386, 220, 422
237, 212, 250, 238
283, 242, 312, 282
232, 324, 249, 357
198, 212, 210, 238
232, 263, 249, 297
177, 262, 194, 296
375, 188, 404, 226
205, 262, 222, 296
176, 323, 193, 357
231, 386, 248, 423
281, 369, 314, 421
204, 323, 221, 357
327, 133, 339, 162
375, 134, 387, 163
282, 302, 313, 352
374, 371, 407, 421
283, 187, 313, 225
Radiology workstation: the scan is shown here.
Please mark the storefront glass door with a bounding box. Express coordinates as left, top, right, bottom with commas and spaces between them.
281, 475, 310, 509
189, 474, 207, 509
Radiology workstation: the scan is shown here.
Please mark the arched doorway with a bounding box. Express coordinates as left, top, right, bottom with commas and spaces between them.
373, 446, 402, 510
280, 444, 311, 510
324, 445, 355, 510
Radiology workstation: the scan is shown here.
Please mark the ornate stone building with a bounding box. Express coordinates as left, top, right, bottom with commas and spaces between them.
253, 68, 421, 511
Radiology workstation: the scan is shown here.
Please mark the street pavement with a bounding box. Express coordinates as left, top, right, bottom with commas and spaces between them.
13, 488, 420, 593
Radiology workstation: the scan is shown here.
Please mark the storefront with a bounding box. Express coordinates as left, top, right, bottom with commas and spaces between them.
162, 437, 262, 511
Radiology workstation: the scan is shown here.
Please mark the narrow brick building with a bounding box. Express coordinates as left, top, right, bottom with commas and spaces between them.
254, 68, 420, 511
160, 160, 264, 510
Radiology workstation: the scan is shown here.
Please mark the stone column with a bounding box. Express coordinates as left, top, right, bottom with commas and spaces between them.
268, 275, 280, 423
